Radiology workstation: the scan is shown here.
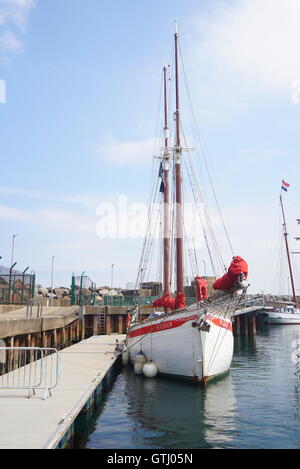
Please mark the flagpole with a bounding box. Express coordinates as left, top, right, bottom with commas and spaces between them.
279, 193, 297, 303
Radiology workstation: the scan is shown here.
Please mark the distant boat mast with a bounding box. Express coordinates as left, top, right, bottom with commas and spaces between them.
280, 195, 296, 303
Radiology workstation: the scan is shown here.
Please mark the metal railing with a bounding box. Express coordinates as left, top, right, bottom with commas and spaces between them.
0, 270, 35, 305
104, 295, 198, 307
26, 297, 43, 318
0, 347, 60, 399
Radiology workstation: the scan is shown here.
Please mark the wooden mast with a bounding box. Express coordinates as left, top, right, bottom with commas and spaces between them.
163, 66, 171, 295
280, 195, 297, 303
174, 24, 185, 300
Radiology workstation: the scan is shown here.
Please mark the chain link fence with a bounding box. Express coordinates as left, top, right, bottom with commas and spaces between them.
0, 270, 35, 305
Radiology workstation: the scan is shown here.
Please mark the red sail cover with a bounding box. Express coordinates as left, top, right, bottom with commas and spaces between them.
213, 256, 248, 291
152, 293, 186, 310
152, 293, 175, 310
195, 276, 208, 301
175, 292, 186, 309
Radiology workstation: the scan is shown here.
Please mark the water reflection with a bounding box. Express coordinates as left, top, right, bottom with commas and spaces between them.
203, 375, 237, 447
122, 369, 237, 449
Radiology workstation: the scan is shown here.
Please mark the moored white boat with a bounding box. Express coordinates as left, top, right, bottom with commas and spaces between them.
264, 305, 300, 325
127, 300, 235, 382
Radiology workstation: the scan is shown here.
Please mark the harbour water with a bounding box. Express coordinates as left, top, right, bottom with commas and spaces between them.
78, 325, 300, 449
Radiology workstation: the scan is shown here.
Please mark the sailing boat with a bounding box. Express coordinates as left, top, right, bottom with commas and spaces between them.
125, 27, 249, 382
264, 183, 300, 325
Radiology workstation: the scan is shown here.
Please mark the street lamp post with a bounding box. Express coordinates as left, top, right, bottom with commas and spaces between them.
111, 264, 115, 289
50, 256, 55, 306
9, 261, 17, 304
11, 233, 18, 267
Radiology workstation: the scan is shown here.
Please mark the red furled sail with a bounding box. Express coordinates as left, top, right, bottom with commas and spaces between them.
195, 276, 208, 301
153, 292, 186, 310
175, 292, 186, 309
153, 293, 175, 310
213, 256, 248, 291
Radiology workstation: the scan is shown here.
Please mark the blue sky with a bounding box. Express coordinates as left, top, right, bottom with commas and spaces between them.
0, 0, 300, 294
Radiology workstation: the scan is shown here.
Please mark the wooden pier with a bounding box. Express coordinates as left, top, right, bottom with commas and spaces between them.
0, 334, 125, 449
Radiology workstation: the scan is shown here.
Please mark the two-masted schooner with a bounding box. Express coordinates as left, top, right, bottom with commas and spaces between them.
125, 26, 249, 382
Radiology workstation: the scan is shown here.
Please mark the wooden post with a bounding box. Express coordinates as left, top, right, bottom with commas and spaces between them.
43, 331, 48, 348
8, 337, 14, 371
31, 334, 36, 347
76, 317, 80, 342
242, 316, 249, 336
53, 329, 57, 349
62, 327, 66, 347
106, 315, 112, 335
81, 316, 85, 340
93, 315, 99, 336
235, 316, 241, 336
118, 315, 123, 334
26, 334, 31, 348
248, 315, 257, 336
14, 336, 20, 370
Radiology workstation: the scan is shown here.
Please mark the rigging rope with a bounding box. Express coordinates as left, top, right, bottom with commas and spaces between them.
179, 40, 235, 259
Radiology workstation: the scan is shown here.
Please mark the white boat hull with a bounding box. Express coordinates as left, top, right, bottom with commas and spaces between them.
265, 312, 300, 325
126, 308, 233, 382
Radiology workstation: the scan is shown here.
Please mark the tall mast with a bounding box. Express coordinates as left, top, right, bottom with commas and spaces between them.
280, 195, 297, 303
163, 66, 170, 295
174, 24, 185, 298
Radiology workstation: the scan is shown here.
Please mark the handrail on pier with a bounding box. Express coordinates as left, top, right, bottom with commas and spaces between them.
26, 297, 43, 318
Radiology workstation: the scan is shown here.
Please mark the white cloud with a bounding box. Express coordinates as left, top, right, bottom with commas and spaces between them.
0, 30, 23, 52
0, 187, 124, 210
0, 0, 35, 56
0, 204, 32, 221
190, 0, 300, 97
96, 135, 159, 166
0, 0, 34, 30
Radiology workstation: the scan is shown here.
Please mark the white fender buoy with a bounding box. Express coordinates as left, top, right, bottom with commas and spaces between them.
143, 361, 158, 378
133, 351, 146, 374
122, 349, 129, 365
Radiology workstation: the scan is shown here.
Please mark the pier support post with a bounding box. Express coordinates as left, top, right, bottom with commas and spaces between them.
106, 315, 112, 335
8, 337, 14, 371
53, 329, 58, 349
248, 315, 257, 336
14, 336, 20, 369
31, 334, 36, 347
76, 318, 79, 342
242, 316, 249, 336
62, 328, 66, 347
118, 315, 123, 334
26, 334, 31, 348
93, 315, 99, 336
43, 332, 48, 348
69, 323, 73, 345
234, 316, 241, 336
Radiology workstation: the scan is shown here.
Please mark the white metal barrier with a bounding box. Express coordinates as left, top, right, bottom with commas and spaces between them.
0, 347, 60, 399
